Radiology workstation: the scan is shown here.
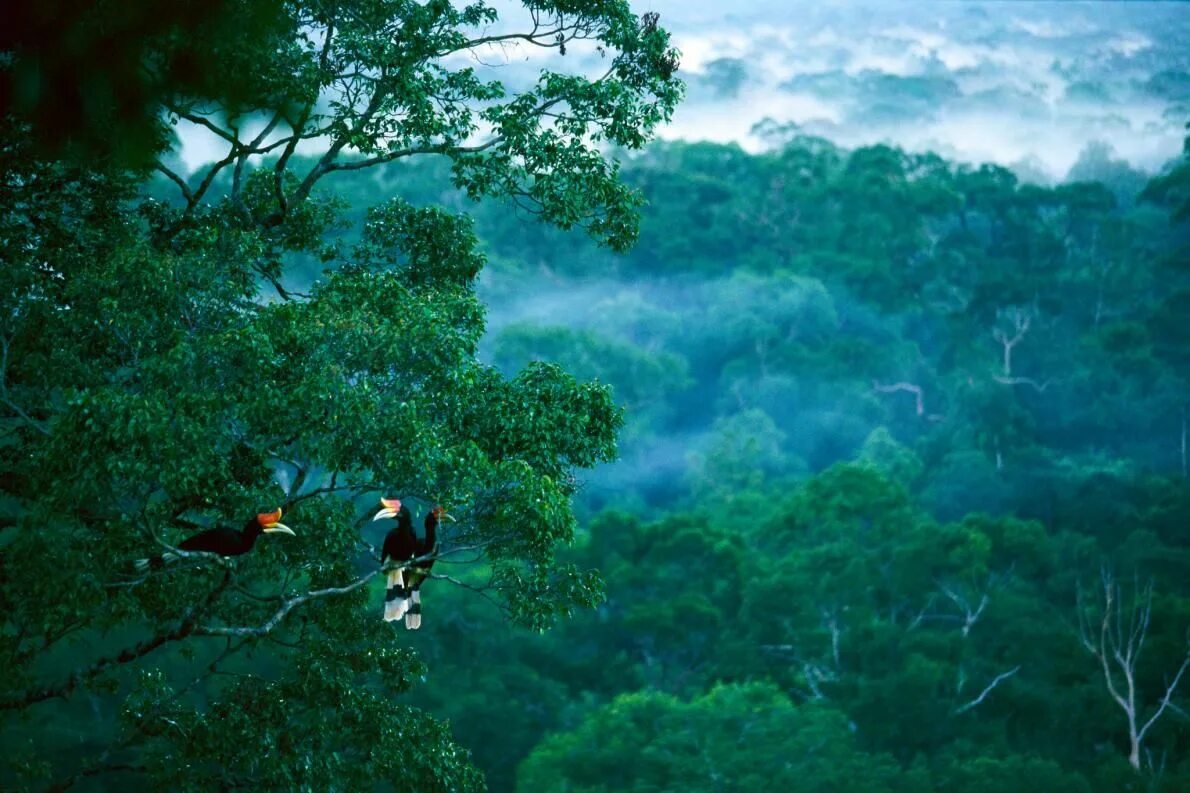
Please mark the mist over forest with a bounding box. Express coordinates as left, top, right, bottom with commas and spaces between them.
2, 1, 1188, 792
665, 0, 1189, 177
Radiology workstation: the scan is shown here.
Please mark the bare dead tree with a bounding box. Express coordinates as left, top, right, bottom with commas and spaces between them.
992, 375, 1053, 393
801, 662, 836, 701
1078, 570, 1190, 771
938, 582, 990, 638
992, 307, 1032, 378
936, 567, 1014, 638
873, 381, 924, 417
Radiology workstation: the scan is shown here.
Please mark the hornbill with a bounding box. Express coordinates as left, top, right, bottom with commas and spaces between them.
374, 498, 416, 622
134, 508, 296, 571
403, 505, 453, 630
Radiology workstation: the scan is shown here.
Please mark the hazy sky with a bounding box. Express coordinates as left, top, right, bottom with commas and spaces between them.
175, 1, 1189, 180
644, 0, 1189, 178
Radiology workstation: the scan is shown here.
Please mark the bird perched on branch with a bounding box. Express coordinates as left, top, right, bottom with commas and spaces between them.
373, 500, 454, 627
403, 505, 453, 630
374, 498, 415, 622
134, 508, 296, 571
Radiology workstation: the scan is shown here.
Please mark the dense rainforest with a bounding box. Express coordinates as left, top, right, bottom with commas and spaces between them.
324, 133, 1190, 791
2, 1, 1188, 791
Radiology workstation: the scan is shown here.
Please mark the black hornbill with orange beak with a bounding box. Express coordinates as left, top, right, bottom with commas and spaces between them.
375, 498, 416, 622
373, 500, 453, 628
134, 508, 296, 571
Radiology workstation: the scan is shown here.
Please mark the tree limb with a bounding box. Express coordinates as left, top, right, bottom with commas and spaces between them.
1136, 652, 1190, 746
1, 572, 230, 711
195, 571, 378, 638
873, 381, 924, 417
954, 665, 1020, 714
153, 163, 195, 204
993, 375, 1053, 393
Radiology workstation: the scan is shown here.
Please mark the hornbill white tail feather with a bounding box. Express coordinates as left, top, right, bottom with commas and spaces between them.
133, 551, 179, 573
405, 589, 422, 630
384, 568, 411, 622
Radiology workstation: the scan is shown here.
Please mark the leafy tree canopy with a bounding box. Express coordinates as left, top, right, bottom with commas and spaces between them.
0, 1, 681, 789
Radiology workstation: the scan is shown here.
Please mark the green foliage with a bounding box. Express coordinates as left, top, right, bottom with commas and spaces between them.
1, 0, 682, 788
518, 683, 910, 793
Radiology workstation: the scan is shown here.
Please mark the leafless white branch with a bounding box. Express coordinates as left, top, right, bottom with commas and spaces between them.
1079, 570, 1190, 770
954, 665, 1021, 714
873, 381, 924, 416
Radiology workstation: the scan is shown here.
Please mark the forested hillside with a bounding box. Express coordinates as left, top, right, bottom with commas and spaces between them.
303, 135, 1190, 791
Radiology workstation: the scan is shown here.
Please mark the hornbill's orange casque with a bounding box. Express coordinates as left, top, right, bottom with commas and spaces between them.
134, 509, 296, 572
374, 498, 415, 622
403, 505, 453, 630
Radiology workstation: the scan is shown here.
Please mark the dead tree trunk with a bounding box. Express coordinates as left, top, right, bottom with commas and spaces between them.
1078, 570, 1190, 771
992, 308, 1031, 378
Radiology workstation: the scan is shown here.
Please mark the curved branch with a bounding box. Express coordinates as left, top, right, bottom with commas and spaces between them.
153, 163, 194, 204
195, 571, 378, 638
1137, 652, 1190, 746
320, 138, 503, 176
873, 380, 924, 417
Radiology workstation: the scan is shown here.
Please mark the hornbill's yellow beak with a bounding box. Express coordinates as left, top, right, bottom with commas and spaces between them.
440, 511, 457, 523
372, 497, 402, 521
259, 508, 296, 536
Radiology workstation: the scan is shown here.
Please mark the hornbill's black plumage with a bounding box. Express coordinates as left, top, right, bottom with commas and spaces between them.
374, 498, 416, 622
403, 505, 452, 630
134, 508, 295, 571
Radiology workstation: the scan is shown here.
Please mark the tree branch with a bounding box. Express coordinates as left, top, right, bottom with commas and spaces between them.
194, 571, 378, 638
321, 138, 503, 175
873, 381, 924, 417
231, 111, 284, 207
993, 375, 1053, 393
153, 163, 195, 204
1, 572, 230, 711
954, 665, 1020, 714
1137, 652, 1190, 745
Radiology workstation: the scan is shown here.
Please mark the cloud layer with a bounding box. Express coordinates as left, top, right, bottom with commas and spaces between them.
660, 1, 1189, 179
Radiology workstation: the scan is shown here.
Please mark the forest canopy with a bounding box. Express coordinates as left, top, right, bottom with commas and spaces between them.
342, 130, 1190, 791
2, 1, 1189, 792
